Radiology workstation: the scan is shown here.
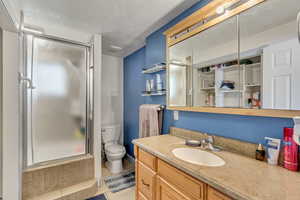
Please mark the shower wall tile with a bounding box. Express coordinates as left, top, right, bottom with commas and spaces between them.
44, 167, 61, 193
61, 180, 97, 200
23, 156, 94, 200
60, 158, 94, 188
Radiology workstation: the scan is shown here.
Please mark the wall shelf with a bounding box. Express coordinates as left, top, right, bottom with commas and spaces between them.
141, 91, 166, 96
142, 63, 166, 74
194, 54, 262, 108
221, 64, 240, 71
245, 63, 261, 68
219, 90, 243, 93
246, 84, 260, 87
200, 87, 215, 90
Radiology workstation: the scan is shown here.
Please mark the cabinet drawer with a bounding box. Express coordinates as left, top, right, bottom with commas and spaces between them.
138, 162, 156, 200
156, 176, 192, 200
139, 149, 157, 171
138, 191, 149, 200
207, 186, 232, 200
157, 159, 205, 200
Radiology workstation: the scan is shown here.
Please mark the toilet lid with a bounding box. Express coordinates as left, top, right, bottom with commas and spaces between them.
105, 144, 125, 154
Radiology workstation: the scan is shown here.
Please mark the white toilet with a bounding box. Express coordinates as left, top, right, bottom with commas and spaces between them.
102, 124, 126, 174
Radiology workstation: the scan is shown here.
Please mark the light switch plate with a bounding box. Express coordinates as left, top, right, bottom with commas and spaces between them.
173, 111, 179, 120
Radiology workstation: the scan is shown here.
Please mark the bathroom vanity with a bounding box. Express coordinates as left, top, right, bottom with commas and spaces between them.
133, 132, 300, 200
135, 147, 230, 200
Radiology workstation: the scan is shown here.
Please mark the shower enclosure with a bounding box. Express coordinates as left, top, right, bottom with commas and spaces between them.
20, 34, 93, 167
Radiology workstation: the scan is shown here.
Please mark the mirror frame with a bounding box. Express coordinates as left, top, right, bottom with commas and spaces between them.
164, 0, 300, 118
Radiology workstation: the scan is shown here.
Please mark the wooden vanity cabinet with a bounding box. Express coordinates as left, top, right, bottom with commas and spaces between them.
156, 176, 192, 200
135, 146, 233, 200
137, 162, 156, 200
207, 186, 232, 200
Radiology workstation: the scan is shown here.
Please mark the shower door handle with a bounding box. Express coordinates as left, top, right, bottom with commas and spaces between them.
297, 11, 300, 44
19, 72, 36, 89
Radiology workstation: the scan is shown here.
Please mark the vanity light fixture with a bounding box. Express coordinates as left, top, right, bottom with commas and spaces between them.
170, 60, 186, 66
216, 5, 225, 14
171, 60, 183, 64
110, 45, 123, 50
216, 0, 241, 15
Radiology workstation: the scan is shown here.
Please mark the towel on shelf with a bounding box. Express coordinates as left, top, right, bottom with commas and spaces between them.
139, 104, 163, 138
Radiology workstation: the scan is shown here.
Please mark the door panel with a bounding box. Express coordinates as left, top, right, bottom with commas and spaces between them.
138, 162, 156, 200
263, 38, 300, 110
27, 36, 88, 165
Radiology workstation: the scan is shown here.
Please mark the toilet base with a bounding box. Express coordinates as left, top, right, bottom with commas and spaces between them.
105, 159, 123, 174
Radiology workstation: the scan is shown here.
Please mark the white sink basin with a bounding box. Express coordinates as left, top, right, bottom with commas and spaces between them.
172, 148, 225, 167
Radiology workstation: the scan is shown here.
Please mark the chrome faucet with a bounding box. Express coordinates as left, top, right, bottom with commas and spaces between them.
201, 134, 221, 152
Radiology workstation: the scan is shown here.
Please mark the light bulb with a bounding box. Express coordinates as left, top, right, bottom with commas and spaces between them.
216, 6, 225, 14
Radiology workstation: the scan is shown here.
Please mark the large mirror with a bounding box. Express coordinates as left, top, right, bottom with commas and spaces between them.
167, 0, 300, 111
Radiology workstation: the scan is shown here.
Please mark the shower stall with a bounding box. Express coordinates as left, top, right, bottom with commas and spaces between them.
20, 33, 94, 167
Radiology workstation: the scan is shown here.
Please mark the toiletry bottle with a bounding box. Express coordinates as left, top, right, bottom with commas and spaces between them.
156, 74, 163, 91
255, 143, 265, 161
265, 137, 281, 165
150, 79, 155, 91
283, 128, 298, 171
146, 80, 151, 92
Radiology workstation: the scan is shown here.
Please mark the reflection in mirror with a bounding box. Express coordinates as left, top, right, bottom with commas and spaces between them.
191, 16, 239, 108
240, 0, 300, 110
168, 38, 193, 106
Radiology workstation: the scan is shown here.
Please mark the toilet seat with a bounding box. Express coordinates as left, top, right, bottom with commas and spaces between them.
105, 144, 125, 155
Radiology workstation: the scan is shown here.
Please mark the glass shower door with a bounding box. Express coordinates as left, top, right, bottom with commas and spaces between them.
26, 36, 89, 165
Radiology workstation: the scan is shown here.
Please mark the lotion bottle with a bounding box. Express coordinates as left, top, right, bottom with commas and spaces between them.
265, 137, 281, 165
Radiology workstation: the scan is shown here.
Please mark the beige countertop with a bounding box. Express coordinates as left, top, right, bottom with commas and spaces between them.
133, 135, 300, 200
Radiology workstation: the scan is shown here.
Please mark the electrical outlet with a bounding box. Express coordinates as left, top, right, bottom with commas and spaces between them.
173, 111, 179, 120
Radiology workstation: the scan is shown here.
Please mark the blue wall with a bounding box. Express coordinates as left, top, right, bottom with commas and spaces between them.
123, 0, 294, 157
123, 47, 146, 156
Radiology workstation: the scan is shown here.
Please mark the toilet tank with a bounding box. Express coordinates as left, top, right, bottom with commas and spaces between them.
102, 124, 121, 144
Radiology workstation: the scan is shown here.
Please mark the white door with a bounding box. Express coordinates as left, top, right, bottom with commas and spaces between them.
263, 38, 300, 110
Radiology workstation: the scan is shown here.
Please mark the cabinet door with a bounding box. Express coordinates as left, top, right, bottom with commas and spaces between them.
138, 191, 149, 200
157, 159, 205, 200
263, 38, 300, 110
138, 162, 156, 200
207, 186, 232, 200
156, 176, 192, 200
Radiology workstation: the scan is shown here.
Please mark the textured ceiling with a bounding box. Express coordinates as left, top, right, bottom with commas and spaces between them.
21, 0, 199, 56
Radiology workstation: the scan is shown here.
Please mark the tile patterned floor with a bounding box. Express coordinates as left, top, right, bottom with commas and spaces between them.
95, 158, 135, 200
95, 179, 135, 200
87, 194, 107, 200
